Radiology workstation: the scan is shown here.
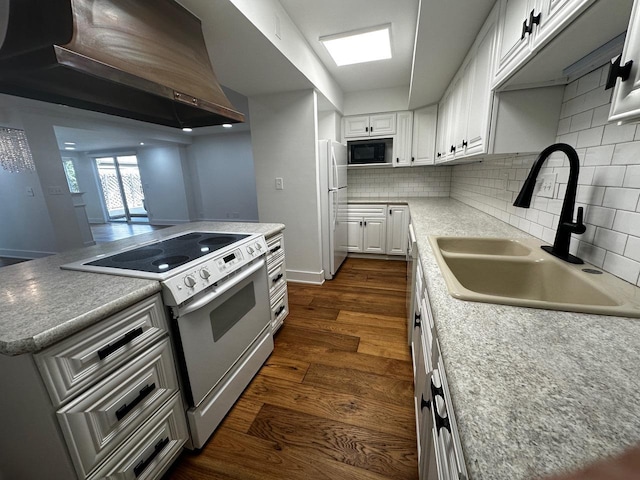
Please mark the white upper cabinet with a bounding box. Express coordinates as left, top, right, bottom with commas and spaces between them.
411, 105, 437, 166
344, 112, 397, 138
495, 0, 538, 86
436, 4, 499, 163
494, 0, 597, 88
609, 0, 640, 124
393, 111, 413, 167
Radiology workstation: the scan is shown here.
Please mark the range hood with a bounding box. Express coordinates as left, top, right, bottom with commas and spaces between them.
0, 0, 244, 128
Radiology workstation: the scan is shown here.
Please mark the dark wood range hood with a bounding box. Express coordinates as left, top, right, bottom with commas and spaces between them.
0, 0, 245, 128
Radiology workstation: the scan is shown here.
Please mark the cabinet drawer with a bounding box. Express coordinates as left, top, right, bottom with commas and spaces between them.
347, 204, 387, 217
271, 287, 289, 332
35, 294, 169, 407
266, 233, 285, 266
58, 338, 180, 478
88, 393, 188, 480
268, 261, 287, 297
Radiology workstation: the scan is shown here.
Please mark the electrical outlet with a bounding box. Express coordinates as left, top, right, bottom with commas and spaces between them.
275, 177, 284, 190
536, 173, 556, 198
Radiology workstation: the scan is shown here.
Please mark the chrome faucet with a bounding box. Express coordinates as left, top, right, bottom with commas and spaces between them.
513, 143, 586, 264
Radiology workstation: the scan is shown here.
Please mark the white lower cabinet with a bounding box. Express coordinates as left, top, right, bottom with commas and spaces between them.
412, 271, 468, 480
0, 294, 188, 480
347, 204, 409, 256
266, 232, 288, 332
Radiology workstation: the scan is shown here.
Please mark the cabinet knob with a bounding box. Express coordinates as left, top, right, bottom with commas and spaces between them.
411, 157, 415, 162
462, 140, 468, 148
396, 158, 399, 163
605, 55, 633, 90
437, 152, 442, 158
450, 145, 456, 153
521, 10, 541, 39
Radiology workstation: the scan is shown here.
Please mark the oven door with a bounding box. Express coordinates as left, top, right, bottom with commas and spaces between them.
174, 257, 270, 407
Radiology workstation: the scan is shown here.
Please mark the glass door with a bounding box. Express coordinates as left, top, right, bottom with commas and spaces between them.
95, 155, 148, 223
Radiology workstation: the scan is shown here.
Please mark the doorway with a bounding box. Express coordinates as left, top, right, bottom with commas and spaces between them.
95, 155, 148, 223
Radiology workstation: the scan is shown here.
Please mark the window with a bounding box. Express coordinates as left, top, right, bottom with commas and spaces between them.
62, 157, 80, 193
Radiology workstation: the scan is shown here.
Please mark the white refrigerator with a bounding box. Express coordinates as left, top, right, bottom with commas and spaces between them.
319, 140, 348, 280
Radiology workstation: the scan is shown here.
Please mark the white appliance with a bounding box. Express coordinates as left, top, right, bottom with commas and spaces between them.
319, 140, 348, 280
61, 231, 273, 449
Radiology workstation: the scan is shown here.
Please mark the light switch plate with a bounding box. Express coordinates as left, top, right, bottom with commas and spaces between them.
536, 173, 556, 198
275, 177, 284, 190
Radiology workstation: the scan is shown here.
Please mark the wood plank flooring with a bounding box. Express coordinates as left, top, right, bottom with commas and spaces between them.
90, 222, 168, 243
164, 257, 417, 480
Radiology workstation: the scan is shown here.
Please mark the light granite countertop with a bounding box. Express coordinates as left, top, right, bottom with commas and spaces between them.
0, 221, 284, 356
399, 198, 640, 480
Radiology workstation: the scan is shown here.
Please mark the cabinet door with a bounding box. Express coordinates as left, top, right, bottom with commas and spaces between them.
362, 217, 386, 253
346, 217, 364, 252
535, 0, 593, 50
344, 115, 371, 138
495, 0, 538, 86
465, 7, 498, 157
435, 93, 452, 163
609, 0, 640, 124
369, 112, 397, 136
411, 105, 437, 165
386, 206, 409, 255
393, 111, 413, 167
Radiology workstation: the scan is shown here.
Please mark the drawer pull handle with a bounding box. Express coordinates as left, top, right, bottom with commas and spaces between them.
430, 380, 451, 433
420, 394, 431, 411
97, 327, 144, 360
116, 383, 156, 421
275, 305, 286, 317
134, 436, 169, 477
414, 312, 421, 328
269, 245, 281, 254
272, 273, 284, 283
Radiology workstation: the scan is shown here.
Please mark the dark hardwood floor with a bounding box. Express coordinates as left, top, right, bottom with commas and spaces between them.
164, 257, 418, 480
90, 222, 169, 243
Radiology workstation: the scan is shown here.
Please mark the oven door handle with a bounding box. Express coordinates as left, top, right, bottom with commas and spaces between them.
177, 258, 266, 316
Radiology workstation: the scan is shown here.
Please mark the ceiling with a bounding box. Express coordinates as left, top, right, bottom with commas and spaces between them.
7, 0, 497, 151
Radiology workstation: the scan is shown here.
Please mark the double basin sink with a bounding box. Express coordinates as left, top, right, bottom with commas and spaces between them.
429, 236, 640, 318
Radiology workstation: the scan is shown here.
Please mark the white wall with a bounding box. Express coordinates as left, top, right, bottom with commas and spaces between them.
137, 146, 192, 224
318, 110, 341, 142
343, 86, 411, 116
187, 131, 259, 221
64, 152, 107, 224
0, 168, 57, 258
250, 89, 323, 283
451, 64, 640, 286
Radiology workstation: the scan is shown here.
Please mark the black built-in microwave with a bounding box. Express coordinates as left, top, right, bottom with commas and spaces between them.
348, 141, 387, 164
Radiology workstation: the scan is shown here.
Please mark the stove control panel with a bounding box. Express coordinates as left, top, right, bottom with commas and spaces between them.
162, 234, 268, 306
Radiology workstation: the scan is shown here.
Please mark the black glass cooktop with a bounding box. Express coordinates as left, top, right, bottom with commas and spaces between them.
87, 232, 250, 273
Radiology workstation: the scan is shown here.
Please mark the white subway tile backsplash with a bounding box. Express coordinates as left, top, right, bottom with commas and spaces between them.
570, 111, 593, 132
624, 236, 640, 263
603, 252, 640, 284
576, 69, 602, 96
583, 145, 614, 166
577, 242, 606, 267
592, 166, 626, 186
623, 165, 640, 188
577, 126, 604, 148
591, 104, 611, 128
612, 211, 640, 236
593, 228, 627, 254
602, 188, 640, 211
612, 141, 640, 165
585, 205, 616, 228
576, 185, 605, 205
602, 124, 637, 145
557, 117, 571, 135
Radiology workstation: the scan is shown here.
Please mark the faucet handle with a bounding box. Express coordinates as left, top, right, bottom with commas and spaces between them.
573, 206, 586, 234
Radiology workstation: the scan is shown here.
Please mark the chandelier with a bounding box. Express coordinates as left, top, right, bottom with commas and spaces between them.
0, 127, 36, 173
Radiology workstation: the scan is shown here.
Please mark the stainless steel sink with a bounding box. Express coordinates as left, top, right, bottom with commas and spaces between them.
429, 236, 640, 317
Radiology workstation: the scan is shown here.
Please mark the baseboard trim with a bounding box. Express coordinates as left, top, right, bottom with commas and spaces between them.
348, 253, 407, 261
286, 269, 325, 285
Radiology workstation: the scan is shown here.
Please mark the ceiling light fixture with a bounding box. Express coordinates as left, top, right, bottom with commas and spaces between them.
64, 146, 76, 150
222, 124, 233, 128
320, 24, 392, 67
182, 127, 193, 132
64, 142, 76, 146
140, 142, 145, 145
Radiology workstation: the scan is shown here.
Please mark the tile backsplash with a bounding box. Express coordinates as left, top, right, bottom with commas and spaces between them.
348, 165, 451, 199
451, 64, 640, 287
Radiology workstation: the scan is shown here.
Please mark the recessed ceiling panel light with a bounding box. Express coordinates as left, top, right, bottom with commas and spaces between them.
182, 127, 193, 132
139, 142, 145, 145
64, 146, 76, 150
320, 25, 392, 67
64, 142, 76, 146
222, 124, 233, 128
